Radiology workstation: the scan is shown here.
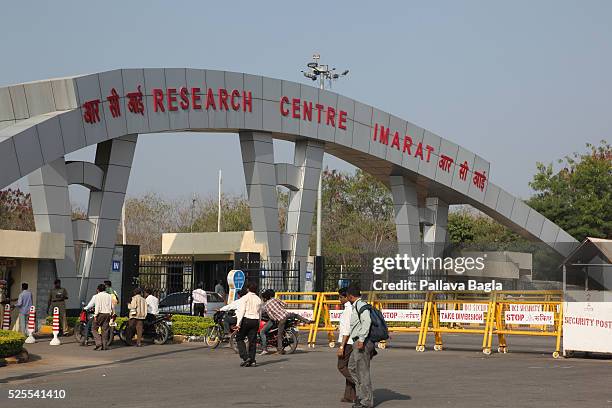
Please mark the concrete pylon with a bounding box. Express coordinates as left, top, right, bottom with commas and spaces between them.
239, 131, 282, 262
286, 140, 324, 290
423, 197, 449, 259
390, 176, 422, 258
81, 135, 137, 303
28, 158, 79, 307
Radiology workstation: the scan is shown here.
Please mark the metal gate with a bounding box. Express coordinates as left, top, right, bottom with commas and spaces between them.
137, 255, 194, 314
236, 260, 301, 292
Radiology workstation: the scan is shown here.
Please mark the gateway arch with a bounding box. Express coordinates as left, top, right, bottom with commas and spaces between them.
0, 68, 577, 303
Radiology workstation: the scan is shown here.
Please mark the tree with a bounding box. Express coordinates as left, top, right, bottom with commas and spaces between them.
315, 169, 397, 264
186, 194, 251, 233
447, 208, 524, 248
527, 140, 612, 241
0, 188, 34, 231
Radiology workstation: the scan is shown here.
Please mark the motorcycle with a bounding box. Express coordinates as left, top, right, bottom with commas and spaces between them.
229, 315, 300, 354
74, 308, 115, 346
119, 314, 173, 345
205, 310, 236, 349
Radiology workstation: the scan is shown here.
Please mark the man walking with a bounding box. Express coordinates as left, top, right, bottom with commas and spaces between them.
191, 282, 207, 317
127, 288, 147, 347
104, 280, 119, 327
234, 282, 261, 367
347, 286, 375, 408
144, 288, 159, 324
92, 284, 113, 350
48, 279, 69, 335
337, 287, 356, 403
214, 280, 226, 302
13, 283, 32, 336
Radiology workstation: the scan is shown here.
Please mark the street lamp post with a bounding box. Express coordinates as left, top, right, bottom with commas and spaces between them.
301, 53, 349, 257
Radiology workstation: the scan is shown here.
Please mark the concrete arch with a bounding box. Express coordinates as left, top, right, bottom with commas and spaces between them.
0, 68, 577, 300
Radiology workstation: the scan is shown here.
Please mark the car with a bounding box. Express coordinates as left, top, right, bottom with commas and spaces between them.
158, 291, 225, 317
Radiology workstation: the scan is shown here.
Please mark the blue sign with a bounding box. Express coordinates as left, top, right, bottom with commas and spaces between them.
233, 270, 245, 290
338, 279, 350, 289
112, 260, 121, 272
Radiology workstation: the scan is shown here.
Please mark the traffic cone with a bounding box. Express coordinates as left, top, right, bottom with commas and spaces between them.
50, 307, 61, 345
1, 304, 10, 330
25, 305, 36, 343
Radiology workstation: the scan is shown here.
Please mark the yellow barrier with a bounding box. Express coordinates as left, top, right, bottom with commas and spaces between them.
310, 291, 343, 348
419, 291, 496, 353
369, 291, 430, 350
485, 291, 563, 358
301, 290, 564, 357
274, 292, 321, 348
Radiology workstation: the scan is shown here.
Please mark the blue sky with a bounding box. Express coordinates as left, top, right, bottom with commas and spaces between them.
1, 1, 611, 206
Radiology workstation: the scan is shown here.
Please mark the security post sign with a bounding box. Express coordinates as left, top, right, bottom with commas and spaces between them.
563, 302, 612, 354
227, 270, 246, 302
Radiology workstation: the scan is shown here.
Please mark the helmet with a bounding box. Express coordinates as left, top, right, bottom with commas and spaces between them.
261, 289, 275, 300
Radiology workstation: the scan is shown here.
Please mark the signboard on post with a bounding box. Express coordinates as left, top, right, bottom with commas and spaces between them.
227, 269, 246, 302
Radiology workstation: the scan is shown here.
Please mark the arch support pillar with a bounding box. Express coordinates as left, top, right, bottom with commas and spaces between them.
81, 135, 137, 303
423, 197, 449, 258
28, 157, 79, 306
286, 140, 324, 290
239, 131, 281, 261
390, 176, 422, 257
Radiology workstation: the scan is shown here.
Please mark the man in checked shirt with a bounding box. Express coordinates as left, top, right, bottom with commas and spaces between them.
260, 289, 313, 354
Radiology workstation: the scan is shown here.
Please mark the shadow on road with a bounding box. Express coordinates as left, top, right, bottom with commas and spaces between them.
0, 344, 209, 384
374, 388, 411, 406
255, 358, 289, 366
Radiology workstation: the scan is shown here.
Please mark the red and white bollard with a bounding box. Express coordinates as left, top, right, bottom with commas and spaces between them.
25, 305, 36, 343
49, 306, 61, 345
1, 304, 11, 330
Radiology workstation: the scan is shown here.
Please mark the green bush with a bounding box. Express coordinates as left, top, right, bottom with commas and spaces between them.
46, 314, 213, 336
45, 316, 79, 328
0, 330, 25, 358
170, 315, 213, 336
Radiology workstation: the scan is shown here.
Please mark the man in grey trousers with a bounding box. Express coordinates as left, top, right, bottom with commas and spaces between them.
347, 286, 376, 408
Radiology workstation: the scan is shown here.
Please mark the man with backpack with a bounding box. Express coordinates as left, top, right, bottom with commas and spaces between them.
347, 285, 387, 408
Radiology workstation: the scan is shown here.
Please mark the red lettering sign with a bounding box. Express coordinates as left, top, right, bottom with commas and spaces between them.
126, 86, 145, 115
83, 99, 101, 123
106, 88, 121, 118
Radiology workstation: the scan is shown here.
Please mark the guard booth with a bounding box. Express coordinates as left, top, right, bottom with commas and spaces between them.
562, 237, 612, 356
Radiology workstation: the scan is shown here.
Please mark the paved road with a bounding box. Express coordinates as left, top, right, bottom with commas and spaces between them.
1, 334, 611, 408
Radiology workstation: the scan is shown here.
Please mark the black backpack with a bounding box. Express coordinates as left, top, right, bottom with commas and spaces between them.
357, 302, 389, 343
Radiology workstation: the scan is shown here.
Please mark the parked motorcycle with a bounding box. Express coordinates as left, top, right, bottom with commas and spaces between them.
229, 316, 299, 354
119, 314, 173, 345
74, 308, 115, 346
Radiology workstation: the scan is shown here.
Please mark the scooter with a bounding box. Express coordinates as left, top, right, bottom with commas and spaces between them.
74, 308, 115, 346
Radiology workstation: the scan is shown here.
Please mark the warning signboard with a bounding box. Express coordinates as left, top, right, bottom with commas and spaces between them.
439, 310, 485, 324
504, 311, 554, 325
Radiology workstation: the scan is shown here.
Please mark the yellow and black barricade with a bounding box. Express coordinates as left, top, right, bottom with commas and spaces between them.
274, 291, 321, 348
419, 291, 496, 354
369, 291, 430, 350
485, 290, 563, 358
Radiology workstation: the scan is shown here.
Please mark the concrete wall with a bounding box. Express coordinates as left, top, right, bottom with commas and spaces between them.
0, 230, 64, 259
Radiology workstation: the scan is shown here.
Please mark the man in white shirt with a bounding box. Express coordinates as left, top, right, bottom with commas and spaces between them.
92, 284, 114, 350
336, 287, 357, 403
191, 282, 207, 317
144, 288, 159, 324
220, 287, 247, 334
235, 282, 262, 367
